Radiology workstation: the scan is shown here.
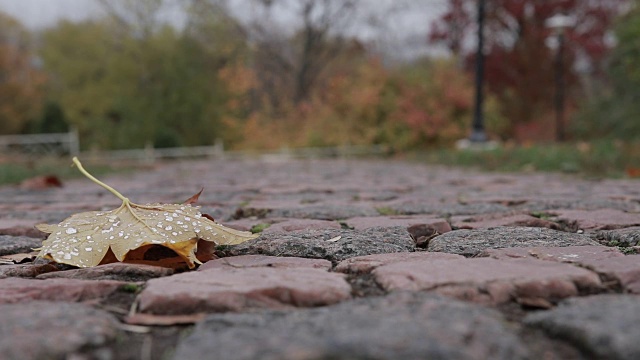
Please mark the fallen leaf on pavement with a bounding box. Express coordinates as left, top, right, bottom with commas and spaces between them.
36, 157, 258, 269
19, 175, 63, 190
626, 167, 640, 178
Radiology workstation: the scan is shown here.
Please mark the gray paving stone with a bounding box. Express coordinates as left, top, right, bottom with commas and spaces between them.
343, 215, 449, 230
262, 219, 342, 234
216, 227, 415, 264
593, 226, 640, 246
393, 202, 510, 216
268, 204, 379, 220
428, 227, 599, 257
0, 235, 42, 256
200, 255, 332, 271
517, 199, 640, 213
0, 219, 43, 238
173, 292, 530, 360
525, 295, 640, 360
0, 301, 118, 360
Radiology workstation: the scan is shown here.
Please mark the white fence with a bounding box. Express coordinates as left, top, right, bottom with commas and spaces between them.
85, 143, 388, 162
0, 129, 387, 162
0, 129, 80, 157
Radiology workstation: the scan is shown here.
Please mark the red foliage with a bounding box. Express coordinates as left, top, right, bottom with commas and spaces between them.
429, 0, 627, 139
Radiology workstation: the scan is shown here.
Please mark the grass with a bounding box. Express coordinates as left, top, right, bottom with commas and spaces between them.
415, 140, 640, 178
376, 206, 400, 216
119, 283, 142, 293
250, 223, 271, 234
0, 157, 134, 186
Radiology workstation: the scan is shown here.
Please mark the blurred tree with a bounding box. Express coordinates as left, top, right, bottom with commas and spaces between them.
575, 1, 640, 140
247, 0, 360, 109
40, 0, 243, 149
0, 11, 46, 134
29, 101, 69, 133
430, 0, 627, 139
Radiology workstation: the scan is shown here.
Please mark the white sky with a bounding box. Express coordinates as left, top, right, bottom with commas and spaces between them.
0, 0, 448, 60
0, 0, 102, 29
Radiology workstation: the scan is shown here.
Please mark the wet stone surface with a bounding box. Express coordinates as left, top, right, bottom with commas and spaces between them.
592, 226, 640, 246
428, 227, 600, 257
216, 227, 415, 264
480, 245, 625, 263
393, 202, 511, 217
525, 295, 640, 360
335, 251, 464, 274
0, 301, 119, 360
0, 235, 43, 256
138, 266, 352, 315
1, 158, 639, 359
549, 209, 640, 230
372, 257, 602, 306
0, 277, 127, 304
267, 204, 380, 220
35, 262, 174, 281
174, 292, 531, 360
200, 254, 332, 271
0, 263, 59, 279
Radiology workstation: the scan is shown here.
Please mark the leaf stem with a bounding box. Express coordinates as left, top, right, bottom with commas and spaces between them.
72, 157, 129, 203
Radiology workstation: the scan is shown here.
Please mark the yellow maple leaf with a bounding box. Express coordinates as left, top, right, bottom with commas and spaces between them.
36, 157, 257, 268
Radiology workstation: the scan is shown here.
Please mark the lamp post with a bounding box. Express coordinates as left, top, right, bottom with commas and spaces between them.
470, 0, 487, 142
546, 14, 575, 142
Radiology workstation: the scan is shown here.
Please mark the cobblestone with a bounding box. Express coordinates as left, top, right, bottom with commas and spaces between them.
174, 292, 530, 360
1, 158, 638, 358
526, 295, 640, 359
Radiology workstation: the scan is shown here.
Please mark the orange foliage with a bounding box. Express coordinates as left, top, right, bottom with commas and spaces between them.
221, 57, 493, 150
0, 25, 47, 134
389, 60, 474, 146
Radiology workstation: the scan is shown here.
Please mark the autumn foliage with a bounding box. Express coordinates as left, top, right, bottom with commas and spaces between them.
0, 0, 635, 148
229, 58, 506, 150
430, 0, 627, 140
0, 13, 46, 135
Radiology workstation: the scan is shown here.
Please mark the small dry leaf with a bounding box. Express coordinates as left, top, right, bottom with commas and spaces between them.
183, 188, 204, 205
627, 167, 640, 178
36, 158, 258, 269
0, 252, 37, 265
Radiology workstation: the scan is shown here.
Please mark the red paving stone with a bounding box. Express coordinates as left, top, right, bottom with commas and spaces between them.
335, 252, 463, 274
579, 255, 640, 294
550, 209, 640, 230
451, 213, 560, 230
480, 245, 625, 263
372, 258, 603, 306
138, 267, 352, 314
0, 278, 125, 304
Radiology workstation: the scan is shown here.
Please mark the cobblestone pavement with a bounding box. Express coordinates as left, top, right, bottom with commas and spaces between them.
1, 158, 640, 360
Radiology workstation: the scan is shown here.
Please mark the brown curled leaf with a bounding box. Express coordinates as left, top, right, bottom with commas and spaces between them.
183, 188, 204, 205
